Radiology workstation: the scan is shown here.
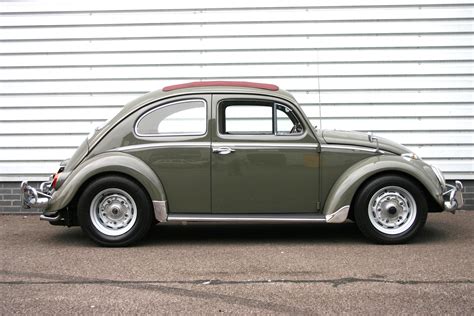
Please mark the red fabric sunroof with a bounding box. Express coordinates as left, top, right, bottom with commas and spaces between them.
163, 81, 279, 92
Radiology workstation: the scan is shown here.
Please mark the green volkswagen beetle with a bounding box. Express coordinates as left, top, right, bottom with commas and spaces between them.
21, 81, 464, 246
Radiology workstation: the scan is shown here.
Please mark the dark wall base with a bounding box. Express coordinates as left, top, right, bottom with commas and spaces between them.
1, 180, 473, 213
1, 181, 42, 214
447, 180, 474, 210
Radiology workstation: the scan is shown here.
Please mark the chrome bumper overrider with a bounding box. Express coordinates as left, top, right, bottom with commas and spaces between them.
21, 181, 63, 222
443, 181, 464, 213
21, 181, 52, 209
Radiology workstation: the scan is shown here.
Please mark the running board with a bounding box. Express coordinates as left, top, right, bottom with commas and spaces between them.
154, 202, 349, 224
166, 214, 328, 223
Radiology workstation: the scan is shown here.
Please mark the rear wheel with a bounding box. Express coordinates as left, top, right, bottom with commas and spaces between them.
78, 176, 153, 246
354, 175, 428, 244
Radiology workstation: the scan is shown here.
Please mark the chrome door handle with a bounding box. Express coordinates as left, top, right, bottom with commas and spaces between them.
212, 147, 235, 155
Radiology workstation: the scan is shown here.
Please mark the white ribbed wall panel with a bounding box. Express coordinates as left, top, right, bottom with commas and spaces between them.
0, 0, 473, 181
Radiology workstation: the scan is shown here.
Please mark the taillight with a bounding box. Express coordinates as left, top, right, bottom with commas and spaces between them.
51, 173, 60, 189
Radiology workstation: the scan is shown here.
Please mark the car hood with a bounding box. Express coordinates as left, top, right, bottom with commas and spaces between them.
321, 130, 411, 155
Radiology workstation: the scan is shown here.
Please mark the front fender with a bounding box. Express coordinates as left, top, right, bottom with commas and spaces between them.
45, 152, 166, 212
322, 155, 443, 216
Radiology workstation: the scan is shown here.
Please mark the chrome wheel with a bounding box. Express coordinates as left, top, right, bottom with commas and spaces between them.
90, 188, 138, 236
368, 186, 417, 235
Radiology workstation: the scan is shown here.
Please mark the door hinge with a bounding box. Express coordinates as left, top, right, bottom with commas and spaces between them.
316, 201, 321, 211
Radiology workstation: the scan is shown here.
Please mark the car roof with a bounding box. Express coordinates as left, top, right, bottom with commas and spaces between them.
87, 82, 300, 150
121, 81, 298, 114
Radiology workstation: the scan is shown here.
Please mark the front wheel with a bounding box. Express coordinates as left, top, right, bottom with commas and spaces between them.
77, 176, 153, 246
354, 175, 428, 244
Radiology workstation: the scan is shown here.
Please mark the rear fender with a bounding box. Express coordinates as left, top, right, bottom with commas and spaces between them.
46, 152, 166, 213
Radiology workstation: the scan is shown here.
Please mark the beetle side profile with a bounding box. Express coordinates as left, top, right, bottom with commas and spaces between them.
21, 81, 464, 246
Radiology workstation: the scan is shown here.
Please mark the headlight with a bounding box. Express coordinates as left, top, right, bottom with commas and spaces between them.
431, 164, 446, 189
401, 152, 421, 161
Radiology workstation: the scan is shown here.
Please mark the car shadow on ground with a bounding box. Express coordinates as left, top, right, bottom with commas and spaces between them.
144, 221, 449, 246
49, 220, 450, 247
145, 222, 365, 246
45, 217, 450, 247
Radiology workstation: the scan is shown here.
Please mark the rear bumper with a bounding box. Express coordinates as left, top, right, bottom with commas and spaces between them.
20, 181, 63, 222
443, 180, 464, 213
21, 181, 52, 209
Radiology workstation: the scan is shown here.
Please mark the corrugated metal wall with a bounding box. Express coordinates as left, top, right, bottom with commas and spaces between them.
1, 0, 473, 181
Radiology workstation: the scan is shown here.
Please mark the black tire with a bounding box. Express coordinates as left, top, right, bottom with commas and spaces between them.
354, 175, 428, 244
77, 175, 154, 247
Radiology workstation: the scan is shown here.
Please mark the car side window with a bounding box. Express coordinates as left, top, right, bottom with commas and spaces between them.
225, 105, 273, 134
219, 100, 303, 136
136, 99, 206, 136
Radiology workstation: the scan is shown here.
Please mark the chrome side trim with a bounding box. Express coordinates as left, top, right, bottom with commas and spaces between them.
213, 142, 319, 149
111, 142, 319, 152
321, 144, 386, 154
153, 200, 168, 222
167, 214, 327, 223
110, 142, 211, 152
325, 205, 350, 223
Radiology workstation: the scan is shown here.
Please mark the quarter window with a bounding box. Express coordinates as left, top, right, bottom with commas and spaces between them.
136, 99, 206, 136
276, 105, 298, 134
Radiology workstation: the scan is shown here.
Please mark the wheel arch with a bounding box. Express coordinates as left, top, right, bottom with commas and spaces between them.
347, 170, 443, 221
46, 152, 167, 214
322, 155, 443, 218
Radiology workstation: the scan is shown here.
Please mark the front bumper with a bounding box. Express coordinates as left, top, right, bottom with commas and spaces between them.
442, 180, 464, 213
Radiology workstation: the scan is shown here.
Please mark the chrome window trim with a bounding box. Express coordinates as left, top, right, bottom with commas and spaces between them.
134, 99, 207, 137
275, 103, 304, 136
321, 144, 388, 154
216, 99, 305, 138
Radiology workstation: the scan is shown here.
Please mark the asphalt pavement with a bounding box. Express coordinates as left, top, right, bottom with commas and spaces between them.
1, 212, 473, 315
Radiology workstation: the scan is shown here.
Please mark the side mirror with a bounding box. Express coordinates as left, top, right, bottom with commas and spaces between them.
368, 132, 381, 153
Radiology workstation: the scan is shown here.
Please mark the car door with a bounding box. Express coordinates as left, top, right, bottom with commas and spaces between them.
211, 94, 320, 214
